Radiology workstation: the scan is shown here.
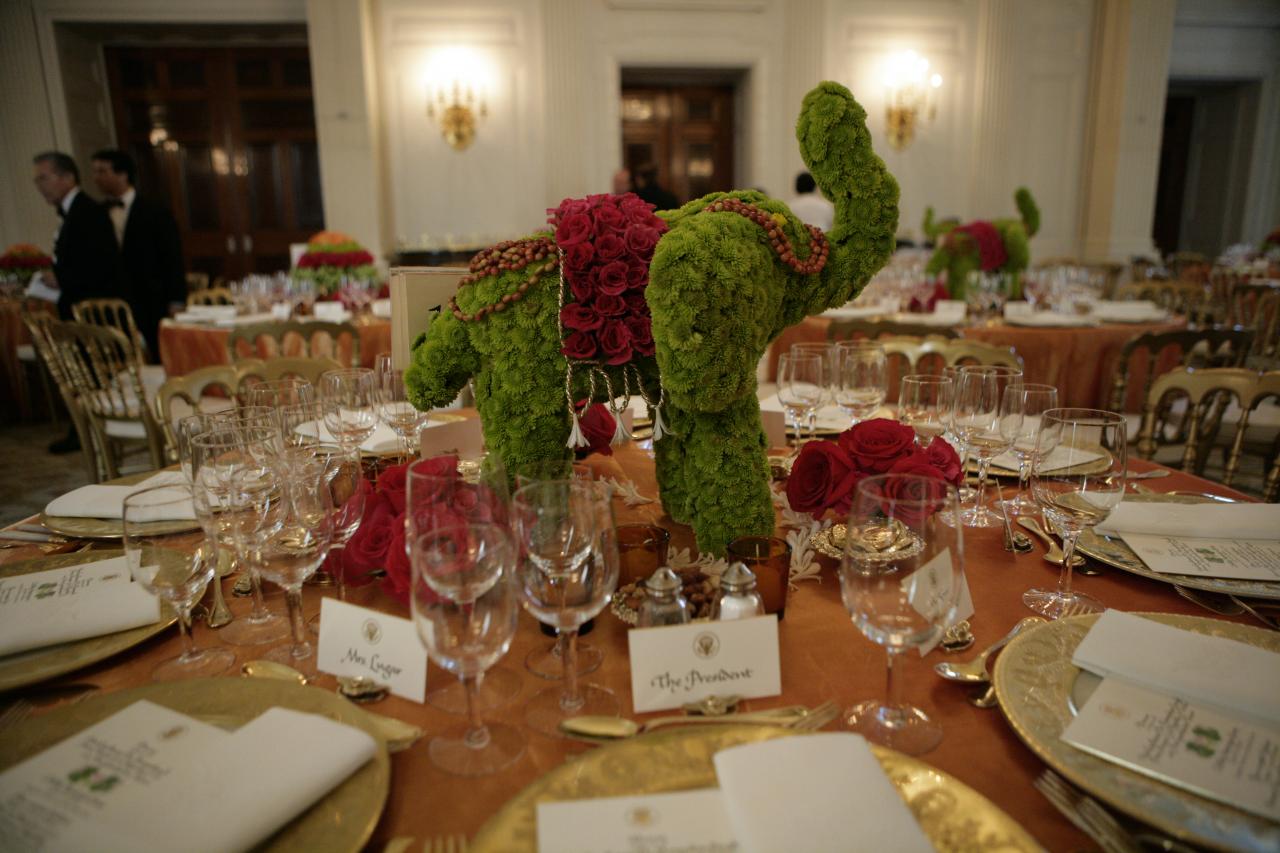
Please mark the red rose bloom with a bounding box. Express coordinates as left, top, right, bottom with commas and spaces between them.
921, 436, 964, 487
878, 465, 953, 524
952, 221, 1007, 271
626, 262, 649, 289
343, 492, 397, 576
623, 290, 648, 314
566, 266, 595, 302
624, 315, 653, 354
785, 440, 861, 517
839, 418, 917, 474
595, 233, 626, 261
593, 293, 627, 317
562, 330, 597, 360
377, 462, 409, 514
556, 213, 593, 248
596, 260, 630, 296
563, 241, 594, 272
598, 319, 633, 365
578, 403, 616, 457
381, 520, 412, 607
561, 303, 602, 332
624, 224, 661, 256
594, 203, 626, 234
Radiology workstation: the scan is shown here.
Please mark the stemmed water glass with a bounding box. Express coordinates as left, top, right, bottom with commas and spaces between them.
375, 368, 430, 462
1024, 409, 1127, 619
243, 377, 315, 410
939, 366, 975, 507
791, 342, 836, 434
512, 479, 620, 735
839, 474, 964, 755
304, 443, 367, 595
898, 375, 953, 444
411, 523, 525, 775
998, 383, 1059, 515
123, 484, 236, 681
321, 368, 377, 452
952, 366, 1023, 527
777, 352, 825, 449
834, 340, 888, 427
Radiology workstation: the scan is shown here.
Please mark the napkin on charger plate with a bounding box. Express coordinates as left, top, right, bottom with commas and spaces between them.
44, 471, 193, 521
1072, 610, 1280, 726
1094, 502, 1280, 540
1090, 300, 1167, 323
713, 733, 932, 853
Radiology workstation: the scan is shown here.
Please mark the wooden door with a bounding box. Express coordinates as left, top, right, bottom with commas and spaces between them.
105, 46, 324, 281
621, 85, 735, 205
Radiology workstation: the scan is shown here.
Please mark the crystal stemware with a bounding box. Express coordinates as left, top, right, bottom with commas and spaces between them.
777, 351, 825, 449
840, 474, 964, 755
898, 374, 953, 444
998, 383, 1059, 515
243, 377, 315, 410
790, 342, 836, 436
123, 484, 236, 681
321, 368, 377, 452
834, 340, 888, 427
375, 368, 429, 462
952, 365, 1023, 527
1024, 408, 1127, 619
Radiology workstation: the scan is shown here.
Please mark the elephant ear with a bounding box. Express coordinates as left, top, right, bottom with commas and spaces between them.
1015, 187, 1040, 238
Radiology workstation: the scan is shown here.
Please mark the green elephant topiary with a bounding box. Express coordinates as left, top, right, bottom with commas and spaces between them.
925, 188, 1039, 300
405, 81, 899, 554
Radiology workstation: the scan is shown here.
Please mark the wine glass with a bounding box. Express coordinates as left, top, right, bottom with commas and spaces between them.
1024, 408, 1127, 619
243, 378, 315, 410
939, 366, 975, 507
321, 368, 377, 453
374, 351, 393, 380
234, 460, 334, 673
513, 480, 620, 735
952, 366, 1023, 527
834, 340, 888, 426
898, 374, 953, 444
375, 368, 429, 462
302, 444, 367, 596
998, 383, 1059, 515
190, 427, 291, 646
123, 484, 236, 681
791, 342, 836, 435
277, 401, 325, 450
411, 523, 525, 775
839, 474, 963, 755
777, 352, 825, 449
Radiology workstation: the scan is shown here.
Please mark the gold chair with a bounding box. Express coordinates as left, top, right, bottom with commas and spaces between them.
71, 297, 149, 360
1114, 280, 1216, 326
1109, 328, 1255, 415
187, 287, 235, 306
1167, 251, 1209, 280
1249, 289, 1280, 368
22, 314, 101, 482
185, 271, 210, 292
235, 355, 343, 393
226, 320, 360, 368
50, 322, 166, 479
153, 364, 241, 460
827, 318, 960, 342
877, 335, 1022, 373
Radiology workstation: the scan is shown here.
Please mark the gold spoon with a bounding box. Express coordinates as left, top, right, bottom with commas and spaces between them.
1016, 516, 1096, 574
560, 705, 811, 741
934, 617, 1045, 683
241, 659, 308, 685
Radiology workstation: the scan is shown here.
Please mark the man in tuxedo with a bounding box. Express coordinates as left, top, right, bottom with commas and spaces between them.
32, 151, 120, 321
91, 149, 187, 361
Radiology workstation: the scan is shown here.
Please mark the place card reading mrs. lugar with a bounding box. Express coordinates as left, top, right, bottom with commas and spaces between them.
627, 616, 780, 713
316, 598, 427, 702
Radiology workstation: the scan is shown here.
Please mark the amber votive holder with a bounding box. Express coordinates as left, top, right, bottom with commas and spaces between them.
616, 523, 671, 586
726, 536, 791, 620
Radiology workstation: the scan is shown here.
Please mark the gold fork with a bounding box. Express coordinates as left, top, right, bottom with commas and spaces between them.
427, 834, 468, 853
789, 700, 839, 732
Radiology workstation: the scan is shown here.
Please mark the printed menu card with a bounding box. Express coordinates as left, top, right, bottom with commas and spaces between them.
1094, 503, 1280, 581
0, 558, 159, 657
0, 700, 376, 852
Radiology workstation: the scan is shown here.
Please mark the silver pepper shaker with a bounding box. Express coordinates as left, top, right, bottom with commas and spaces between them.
637, 567, 691, 627
712, 562, 765, 621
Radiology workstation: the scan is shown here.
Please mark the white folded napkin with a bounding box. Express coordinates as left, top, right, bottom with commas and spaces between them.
216, 311, 276, 328
713, 733, 932, 853
1091, 300, 1167, 323
24, 272, 60, 303
822, 302, 888, 320
758, 395, 880, 433
313, 302, 352, 322
891, 310, 960, 327
184, 304, 238, 320
0, 557, 160, 657
372, 298, 392, 318
1003, 312, 1097, 327
990, 445, 1103, 473
45, 472, 193, 521
1072, 610, 1280, 726
1095, 503, 1280, 540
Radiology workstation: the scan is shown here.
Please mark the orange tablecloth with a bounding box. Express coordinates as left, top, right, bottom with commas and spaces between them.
158, 317, 392, 374
773, 316, 1186, 410
0, 427, 1260, 851
0, 299, 54, 422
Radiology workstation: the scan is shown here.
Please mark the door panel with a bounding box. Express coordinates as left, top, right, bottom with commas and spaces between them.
621, 84, 734, 205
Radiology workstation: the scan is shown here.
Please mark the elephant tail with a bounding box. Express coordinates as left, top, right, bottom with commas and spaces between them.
1015, 186, 1040, 238
792, 81, 899, 314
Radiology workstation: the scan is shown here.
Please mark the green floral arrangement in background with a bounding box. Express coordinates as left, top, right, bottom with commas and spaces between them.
921, 208, 959, 244
406, 81, 898, 553
925, 188, 1039, 300
291, 230, 379, 296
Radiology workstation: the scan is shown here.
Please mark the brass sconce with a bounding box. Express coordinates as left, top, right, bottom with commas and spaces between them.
427, 81, 487, 151
882, 50, 942, 151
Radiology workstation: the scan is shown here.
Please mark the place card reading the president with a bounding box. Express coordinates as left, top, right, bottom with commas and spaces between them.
316, 599, 427, 702
628, 615, 780, 713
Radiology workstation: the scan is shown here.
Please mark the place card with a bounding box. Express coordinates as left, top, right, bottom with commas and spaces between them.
1062, 677, 1280, 822
1120, 533, 1280, 582
914, 549, 974, 657
316, 598, 428, 702
627, 615, 780, 713
537, 789, 734, 853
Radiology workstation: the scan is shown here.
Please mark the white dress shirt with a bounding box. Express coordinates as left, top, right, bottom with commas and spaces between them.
786, 192, 835, 232
108, 187, 135, 246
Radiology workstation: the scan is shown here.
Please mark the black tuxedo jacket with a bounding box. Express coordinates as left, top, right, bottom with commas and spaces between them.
121, 194, 186, 356
53, 191, 121, 319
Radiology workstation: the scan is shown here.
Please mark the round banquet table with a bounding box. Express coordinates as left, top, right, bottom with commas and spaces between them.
0, 299, 55, 422
158, 316, 392, 374
772, 315, 1187, 410
0, 422, 1262, 851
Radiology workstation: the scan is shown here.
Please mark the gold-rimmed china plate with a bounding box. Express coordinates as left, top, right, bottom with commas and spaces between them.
994, 613, 1280, 852
0, 678, 389, 853
1076, 493, 1280, 601
0, 550, 176, 692
978, 445, 1114, 479
38, 512, 199, 541
470, 725, 1041, 852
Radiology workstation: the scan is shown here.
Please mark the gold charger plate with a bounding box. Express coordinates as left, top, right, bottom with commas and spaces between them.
39, 468, 200, 540
0, 550, 176, 693
471, 725, 1041, 852
0, 677, 390, 853
994, 613, 1280, 852
1076, 493, 1280, 601
977, 445, 1114, 479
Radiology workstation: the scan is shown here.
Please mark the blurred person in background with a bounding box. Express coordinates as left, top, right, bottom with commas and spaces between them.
786, 171, 834, 232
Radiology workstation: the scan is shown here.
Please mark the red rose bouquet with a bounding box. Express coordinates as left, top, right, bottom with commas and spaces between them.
332, 462, 410, 604
293, 230, 378, 296
0, 243, 53, 285
785, 418, 963, 519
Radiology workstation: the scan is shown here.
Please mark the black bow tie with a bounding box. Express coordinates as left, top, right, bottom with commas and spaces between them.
104, 198, 125, 209
56, 205, 66, 219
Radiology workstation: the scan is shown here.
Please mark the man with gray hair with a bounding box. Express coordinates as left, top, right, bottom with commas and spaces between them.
31, 151, 120, 320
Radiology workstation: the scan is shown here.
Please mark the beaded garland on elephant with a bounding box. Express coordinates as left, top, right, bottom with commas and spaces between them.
405, 81, 899, 554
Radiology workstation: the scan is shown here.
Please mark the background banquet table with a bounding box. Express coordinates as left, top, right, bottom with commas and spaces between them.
771, 316, 1186, 410
0, 428, 1259, 851
158, 316, 392, 375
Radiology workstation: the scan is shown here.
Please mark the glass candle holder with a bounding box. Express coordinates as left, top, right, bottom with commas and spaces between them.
616, 523, 671, 586
726, 536, 791, 620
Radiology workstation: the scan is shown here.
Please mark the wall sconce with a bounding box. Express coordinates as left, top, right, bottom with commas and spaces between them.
882, 50, 942, 151
423, 47, 491, 152
426, 81, 487, 151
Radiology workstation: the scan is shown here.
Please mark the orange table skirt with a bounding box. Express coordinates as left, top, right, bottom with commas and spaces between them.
158, 318, 392, 375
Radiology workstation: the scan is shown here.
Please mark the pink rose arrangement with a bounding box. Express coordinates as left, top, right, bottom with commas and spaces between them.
785, 418, 963, 519
550, 193, 667, 366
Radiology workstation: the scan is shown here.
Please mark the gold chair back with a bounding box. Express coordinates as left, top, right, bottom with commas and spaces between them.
21, 313, 101, 481
1114, 280, 1216, 325
1110, 328, 1255, 414
185, 271, 210, 292
71, 297, 148, 360
226, 320, 360, 368
826, 318, 960, 342
153, 364, 240, 460
187, 287, 234, 306
235, 355, 343, 390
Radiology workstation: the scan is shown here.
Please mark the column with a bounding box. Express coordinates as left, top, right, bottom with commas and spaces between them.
0, 0, 60, 250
